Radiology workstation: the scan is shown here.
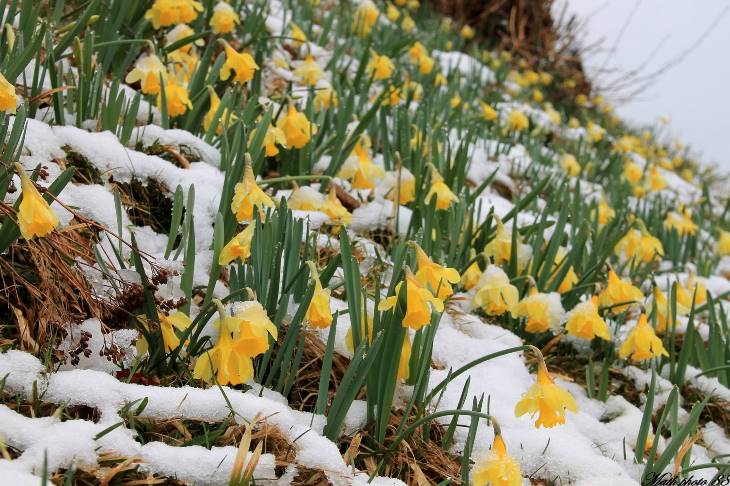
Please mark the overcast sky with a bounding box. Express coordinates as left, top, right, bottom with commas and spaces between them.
559, 0, 730, 170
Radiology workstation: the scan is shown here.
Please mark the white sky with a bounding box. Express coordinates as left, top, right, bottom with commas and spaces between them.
560, 0, 730, 169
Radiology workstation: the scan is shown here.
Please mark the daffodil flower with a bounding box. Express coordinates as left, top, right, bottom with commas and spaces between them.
515, 353, 577, 428
471, 265, 519, 317
379, 272, 444, 331
565, 296, 611, 340
231, 157, 275, 222
145, 0, 203, 29
515, 287, 565, 334
210, 2, 239, 34
15, 163, 59, 239
0, 72, 18, 113
597, 270, 643, 313
619, 314, 668, 362
218, 224, 255, 266
305, 261, 332, 329
412, 242, 460, 300
472, 429, 522, 486
220, 42, 259, 85
425, 164, 458, 210
276, 104, 317, 149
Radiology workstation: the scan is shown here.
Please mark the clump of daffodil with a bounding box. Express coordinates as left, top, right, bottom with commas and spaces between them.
231, 156, 275, 222
193, 299, 277, 385
294, 55, 324, 86
650, 286, 689, 333
664, 207, 697, 236
506, 109, 529, 132
619, 314, 668, 362
305, 261, 332, 329
515, 282, 565, 334
614, 224, 664, 264
401, 14, 415, 32
210, 2, 239, 34
560, 153, 580, 177
220, 41, 259, 84
219, 224, 255, 266
288, 185, 325, 211
276, 103, 317, 149
623, 159, 643, 184
0, 73, 16, 113
338, 138, 384, 189
472, 420, 522, 486
718, 230, 730, 256
125, 54, 167, 95
204, 87, 237, 135
386, 2, 400, 22
598, 270, 644, 313
472, 264, 519, 317
145, 0, 203, 29
515, 347, 577, 428
425, 164, 459, 210
353, 0, 379, 36
565, 296, 611, 341
324, 185, 352, 225
411, 242, 461, 300
14, 163, 60, 239
379, 271, 444, 331
367, 52, 394, 80
481, 101, 498, 121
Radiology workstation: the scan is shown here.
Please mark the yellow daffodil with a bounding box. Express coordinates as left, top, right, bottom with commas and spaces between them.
220, 43, 259, 84
450, 96, 462, 109
560, 153, 580, 177
383, 167, 416, 204
324, 186, 352, 225
615, 228, 664, 264
425, 165, 458, 210
338, 141, 384, 189
418, 55, 434, 74
160, 311, 193, 352
353, 0, 379, 36
515, 360, 577, 428
231, 159, 275, 222
262, 124, 287, 156
401, 15, 415, 32
165, 24, 201, 54
125, 54, 167, 95
598, 270, 643, 313
483, 218, 531, 270
718, 230, 730, 256
305, 262, 332, 329
15, 163, 59, 239
412, 242, 461, 300
219, 224, 255, 266
314, 87, 338, 111
664, 208, 697, 236
289, 22, 307, 46
276, 105, 317, 149
145, 0, 203, 29
515, 287, 565, 334
367, 52, 394, 80
158, 80, 192, 117
472, 432, 522, 486
210, 2, 239, 34
461, 257, 482, 291
472, 265, 519, 317
204, 87, 237, 135
294, 55, 324, 86
481, 101, 498, 121
0, 73, 17, 113
595, 199, 615, 225
558, 265, 578, 294
619, 314, 668, 362
386, 2, 400, 22
379, 272, 444, 331
651, 286, 689, 333
565, 296, 611, 340
460, 24, 475, 40
506, 109, 529, 132
288, 186, 325, 211
677, 274, 707, 309
648, 165, 668, 192
408, 41, 427, 64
